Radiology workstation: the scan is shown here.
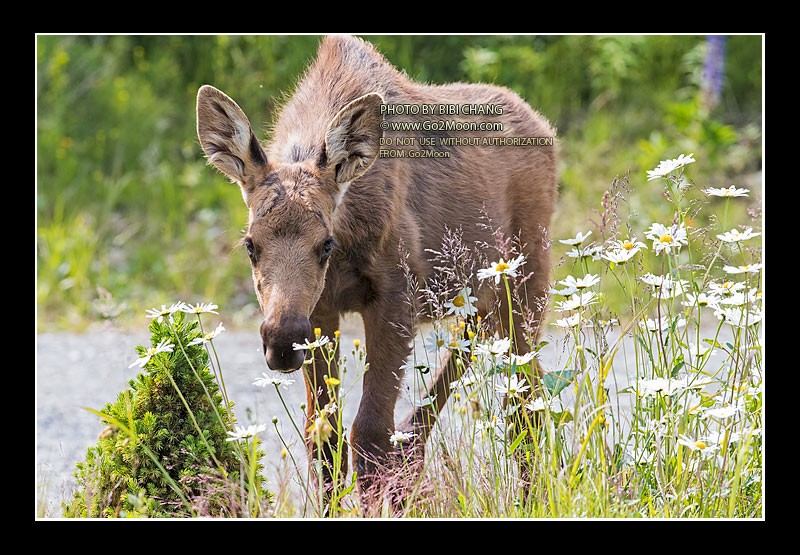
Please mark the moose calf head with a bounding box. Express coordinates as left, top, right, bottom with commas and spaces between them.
196, 85, 383, 371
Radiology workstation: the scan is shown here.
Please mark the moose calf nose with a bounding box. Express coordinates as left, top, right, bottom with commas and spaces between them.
260, 316, 313, 372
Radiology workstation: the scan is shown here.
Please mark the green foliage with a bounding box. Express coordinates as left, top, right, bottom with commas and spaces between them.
36, 34, 762, 330
63, 311, 268, 517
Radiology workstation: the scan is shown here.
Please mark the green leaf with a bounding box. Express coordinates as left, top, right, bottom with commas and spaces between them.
413, 395, 436, 408
671, 354, 685, 377
551, 409, 574, 426
508, 429, 528, 454
542, 369, 575, 397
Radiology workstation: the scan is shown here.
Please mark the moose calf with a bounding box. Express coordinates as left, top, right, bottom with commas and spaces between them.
196, 35, 557, 506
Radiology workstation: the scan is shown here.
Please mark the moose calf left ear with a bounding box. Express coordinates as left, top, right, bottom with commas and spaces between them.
196, 85, 268, 203
324, 93, 384, 186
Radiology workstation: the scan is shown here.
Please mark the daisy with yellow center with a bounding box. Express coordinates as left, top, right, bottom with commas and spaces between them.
723, 263, 763, 275
646, 153, 695, 181
145, 302, 186, 323
704, 185, 749, 198
477, 254, 526, 284
444, 286, 478, 317
292, 335, 330, 351
129, 339, 174, 368
678, 434, 718, 457
645, 222, 688, 255
559, 230, 592, 247
188, 322, 225, 346
181, 302, 219, 315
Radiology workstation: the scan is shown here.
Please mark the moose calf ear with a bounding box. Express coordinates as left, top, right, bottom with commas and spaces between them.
196, 85, 267, 201
324, 93, 384, 186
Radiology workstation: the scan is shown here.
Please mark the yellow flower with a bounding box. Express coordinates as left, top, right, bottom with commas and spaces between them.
307, 417, 333, 443
324, 375, 340, 386
353, 339, 360, 349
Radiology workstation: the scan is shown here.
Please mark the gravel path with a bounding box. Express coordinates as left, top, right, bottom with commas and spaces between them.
36, 316, 736, 516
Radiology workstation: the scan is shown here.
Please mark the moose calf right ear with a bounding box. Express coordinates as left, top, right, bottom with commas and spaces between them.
196, 85, 267, 202
324, 92, 385, 186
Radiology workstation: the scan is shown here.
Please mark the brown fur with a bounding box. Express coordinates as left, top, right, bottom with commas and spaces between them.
196, 35, 558, 505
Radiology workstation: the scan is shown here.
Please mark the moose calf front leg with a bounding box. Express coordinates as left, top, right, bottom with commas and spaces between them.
303, 310, 346, 498
350, 300, 413, 498
397, 314, 478, 450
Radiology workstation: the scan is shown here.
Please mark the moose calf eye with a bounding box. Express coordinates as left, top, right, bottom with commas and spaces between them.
320, 238, 335, 265
244, 237, 256, 263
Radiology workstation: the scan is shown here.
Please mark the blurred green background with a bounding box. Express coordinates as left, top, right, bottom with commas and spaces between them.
36, 34, 763, 331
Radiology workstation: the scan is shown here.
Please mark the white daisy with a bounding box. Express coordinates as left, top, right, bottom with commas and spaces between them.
252, 372, 295, 389
555, 291, 599, 312
503, 351, 537, 367
181, 302, 219, 315
642, 316, 686, 334
292, 335, 330, 350
494, 374, 530, 397
708, 280, 746, 297
445, 337, 471, 352
717, 227, 761, 243
476, 337, 512, 357
717, 288, 760, 307
681, 291, 721, 309
565, 244, 604, 261
477, 255, 526, 284
443, 287, 478, 318
639, 273, 690, 299
702, 403, 742, 420
714, 306, 763, 328
633, 377, 679, 397
129, 339, 174, 368
389, 430, 415, 447
646, 153, 696, 180
559, 273, 600, 290
425, 328, 448, 354
225, 423, 267, 442
645, 222, 689, 255
704, 185, 749, 198
551, 313, 587, 329
188, 322, 225, 346
449, 370, 483, 390
608, 237, 647, 253
550, 284, 578, 297
677, 434, 719, 457
559, 230, 592, 246
525, 396, 557, 412
602, 248, 639, 266
145, 302, 187, 323
723, 263, 762, 275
